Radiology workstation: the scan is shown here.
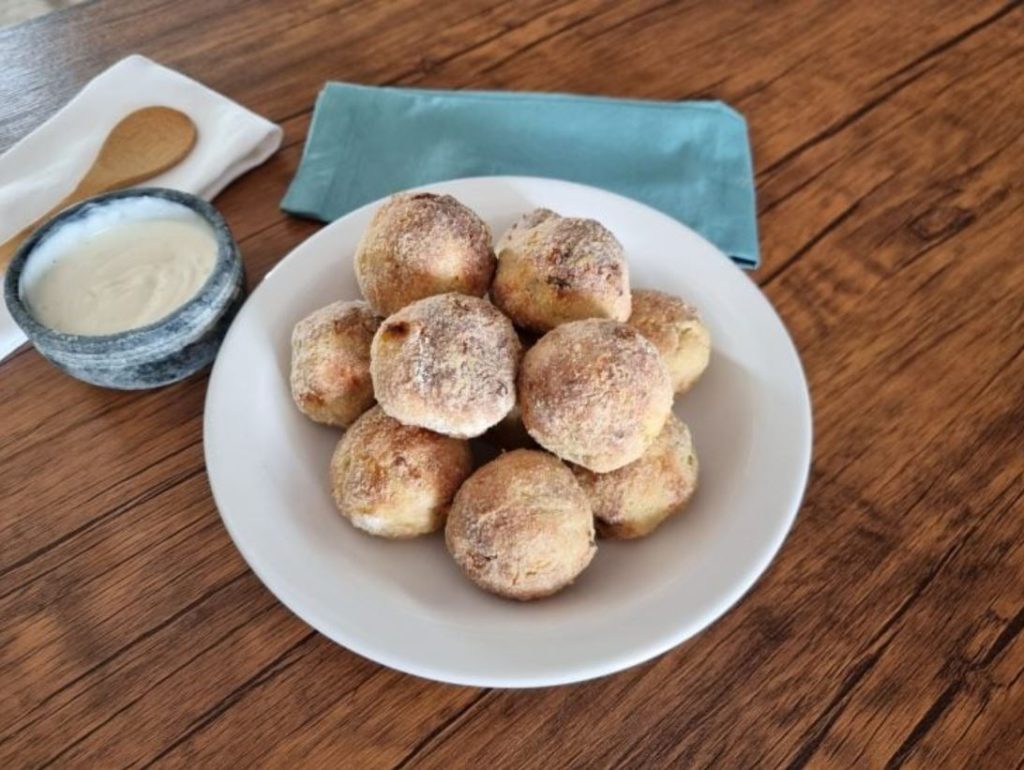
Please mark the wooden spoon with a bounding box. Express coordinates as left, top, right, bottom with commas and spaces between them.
0, 106, 198, 267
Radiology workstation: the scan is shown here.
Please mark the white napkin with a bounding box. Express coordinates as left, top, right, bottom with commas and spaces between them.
0, 54, 283, 360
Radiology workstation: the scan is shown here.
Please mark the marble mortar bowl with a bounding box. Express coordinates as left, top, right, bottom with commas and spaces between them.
4, 188, 245, 389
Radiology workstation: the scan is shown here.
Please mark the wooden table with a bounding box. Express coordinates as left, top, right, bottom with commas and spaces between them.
2, 1, 1022, 767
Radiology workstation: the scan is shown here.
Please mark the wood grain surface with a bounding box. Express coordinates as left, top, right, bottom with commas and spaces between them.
2, 1, 1022, 767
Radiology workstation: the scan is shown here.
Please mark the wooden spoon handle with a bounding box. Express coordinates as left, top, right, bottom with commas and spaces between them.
0, 184, 95, 268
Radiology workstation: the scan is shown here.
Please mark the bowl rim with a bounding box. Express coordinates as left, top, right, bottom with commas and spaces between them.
3, 187, 240, 354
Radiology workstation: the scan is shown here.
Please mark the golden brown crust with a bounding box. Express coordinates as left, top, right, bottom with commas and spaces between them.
355, 193, 496, 316
445, 449, 596, 600
370, 293, 521, 438
494, 207, 559, 251
573, 414, 698, 539
627, 289, 711, 394
491, 209, 631, 333
290, 300, 381, 427
519, 319, 673, 472
330, 406, 473, 538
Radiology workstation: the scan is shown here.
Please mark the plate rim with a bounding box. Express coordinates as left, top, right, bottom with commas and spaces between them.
204, 175, 813, 687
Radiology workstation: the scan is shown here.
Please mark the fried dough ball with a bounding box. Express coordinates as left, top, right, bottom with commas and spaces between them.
290, 300, 380, 427
329, 406, 472, 537
628, 289, 711, 393
355, 192, 496, 316
573, 414, 698, 539
491, 209, 630, 333
445, 449, 596, 600
370, 293, 520, 438
519, 319, 673, 472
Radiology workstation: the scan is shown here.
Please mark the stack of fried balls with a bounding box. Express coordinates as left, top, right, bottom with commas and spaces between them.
290, 192, 711, 600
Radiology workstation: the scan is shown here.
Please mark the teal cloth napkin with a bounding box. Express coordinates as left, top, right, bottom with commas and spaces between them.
282, 83, 759, 268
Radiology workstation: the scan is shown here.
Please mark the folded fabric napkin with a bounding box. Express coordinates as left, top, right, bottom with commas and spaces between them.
282, 83, 758, 268
0, 54, 283, 361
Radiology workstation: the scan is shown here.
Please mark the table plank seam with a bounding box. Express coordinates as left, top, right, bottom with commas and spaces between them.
237, 214, 299, 250
781, 518, 986, 770
968, 342, 1024, 409
0, 395, 127, 462
757, 93, 933, 219
597, 605, 764, 762
760, 4, 1022, 189
783, 646, 891, 770
0, 569, 250, 747
392, 688, 492, 770
249, 0, 514, 102
883, 680, 961, 770
746, 467, 1024, 768
587, 602, 804, 768
31, 574, 278, 768
1, 516, 229, 744
139, 629, 319, 768
0, 460, 204, 586
73, 435, 204, 513
912, 259, 956, 296
0, 376, 204, 463
732, 48, 823, 106
847, 715, 902, 769
977, 601, 1024, 670
381, 0, 527, 85
584, 654, 706, 767
876, 481, 1024, 769
871, 0, 1023, 89
759, 174, 894, 287
757, 61, 940, 183
675, 74, 733, 102
479, 3, 616, 76
82, 513, 221, 623
166, 0, 366, 74
581, 0, 680, 42
863, 523, 979, 653
256, 666, 385, 757
759, 157, 843, 217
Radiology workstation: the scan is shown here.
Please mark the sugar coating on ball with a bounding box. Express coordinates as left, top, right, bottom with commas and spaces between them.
573, 414, 698, 539
491, 209, 631, 333
330, 406, 473, 538
628, 289, 711, 394
290, 300, 380, 427
370, 293, 521, 438
355, 192, 496, 317
519, 319, 673, 472
445, 449, 596, 600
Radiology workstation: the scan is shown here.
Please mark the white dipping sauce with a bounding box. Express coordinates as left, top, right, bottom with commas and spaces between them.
21, 198, 217, 336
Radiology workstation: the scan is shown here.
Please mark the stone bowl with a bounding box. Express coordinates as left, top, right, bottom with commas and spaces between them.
4, 187, 245, 389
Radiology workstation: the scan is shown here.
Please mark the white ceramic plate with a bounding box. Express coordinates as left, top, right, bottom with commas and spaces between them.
204, 176, 812, 687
